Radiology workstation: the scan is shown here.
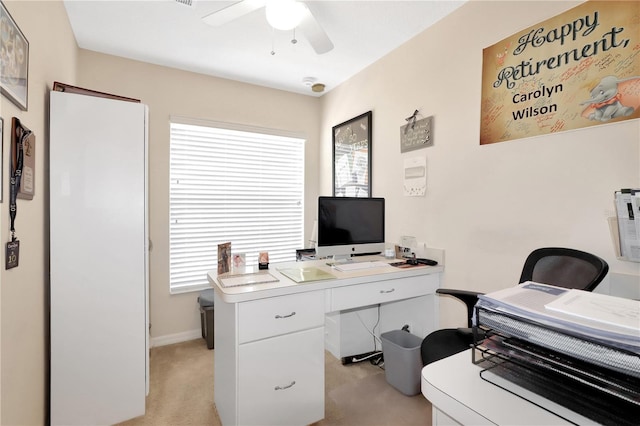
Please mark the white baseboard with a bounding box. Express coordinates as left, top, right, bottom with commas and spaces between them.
151, 329, 201, 348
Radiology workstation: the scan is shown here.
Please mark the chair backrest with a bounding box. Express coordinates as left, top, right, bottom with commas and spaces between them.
519, 247, 609, 291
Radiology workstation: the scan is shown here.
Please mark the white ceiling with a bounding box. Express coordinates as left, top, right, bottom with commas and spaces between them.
63, 0, 465, 96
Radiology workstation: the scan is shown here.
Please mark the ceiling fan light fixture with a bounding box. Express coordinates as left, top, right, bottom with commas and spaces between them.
265, 0, 306, 31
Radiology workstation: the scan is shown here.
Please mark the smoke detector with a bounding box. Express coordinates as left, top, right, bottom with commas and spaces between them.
301, 77, 324, 93
302, 77, 317, 86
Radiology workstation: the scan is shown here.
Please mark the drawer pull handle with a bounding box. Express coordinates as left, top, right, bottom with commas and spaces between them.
380, 288, 395, 294
275, 311, 296, 319
275, 381, 296, 391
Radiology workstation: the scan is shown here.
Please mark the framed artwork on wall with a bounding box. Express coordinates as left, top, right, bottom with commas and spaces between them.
332, 111, 372, 197
0, 116, 3, 202
0, 1, 29, 111
11, 117, 34, 200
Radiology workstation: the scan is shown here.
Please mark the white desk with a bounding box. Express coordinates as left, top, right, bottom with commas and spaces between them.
421, 350, 596, 425
208, 254, 444, 426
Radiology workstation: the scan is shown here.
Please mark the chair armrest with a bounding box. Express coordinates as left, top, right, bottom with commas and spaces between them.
436, 288, 484, 328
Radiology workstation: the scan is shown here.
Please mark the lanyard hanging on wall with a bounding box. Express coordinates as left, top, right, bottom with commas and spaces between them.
6, 118, 31, 270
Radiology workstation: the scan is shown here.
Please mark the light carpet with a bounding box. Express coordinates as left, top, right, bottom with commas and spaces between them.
118, 339, 431, 425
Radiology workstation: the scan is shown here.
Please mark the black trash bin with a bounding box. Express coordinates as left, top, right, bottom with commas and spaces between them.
197, 289, 215, 349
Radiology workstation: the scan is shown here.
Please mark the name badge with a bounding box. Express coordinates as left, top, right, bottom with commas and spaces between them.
6, 240, 19, 269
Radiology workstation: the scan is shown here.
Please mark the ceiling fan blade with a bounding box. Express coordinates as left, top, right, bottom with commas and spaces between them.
202, 0, 266, 27
298, 4, 334, 54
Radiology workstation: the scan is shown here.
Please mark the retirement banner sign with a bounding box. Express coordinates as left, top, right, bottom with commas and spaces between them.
480, 1, 640, 145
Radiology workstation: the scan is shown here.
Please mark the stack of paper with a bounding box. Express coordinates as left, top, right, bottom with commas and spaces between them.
545, 289, 639, 332
476, 282, 640, 355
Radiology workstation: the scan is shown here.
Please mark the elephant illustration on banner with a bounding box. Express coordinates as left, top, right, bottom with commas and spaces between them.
581, 75, 640, 122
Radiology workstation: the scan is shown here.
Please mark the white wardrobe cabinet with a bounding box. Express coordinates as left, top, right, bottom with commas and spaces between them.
49, 90, 149, 425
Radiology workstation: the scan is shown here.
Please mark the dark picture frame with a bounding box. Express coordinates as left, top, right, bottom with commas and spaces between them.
0, 1, 29, 111
332, 111, 372, 197
0, 116, 3, 202
11, 117, 34, 199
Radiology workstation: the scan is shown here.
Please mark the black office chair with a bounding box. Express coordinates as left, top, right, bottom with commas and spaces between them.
420, 247, 609, 366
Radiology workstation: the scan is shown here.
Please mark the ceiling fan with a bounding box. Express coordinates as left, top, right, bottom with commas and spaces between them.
202, 0, 334, 54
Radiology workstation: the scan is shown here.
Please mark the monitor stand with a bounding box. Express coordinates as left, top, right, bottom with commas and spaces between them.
352, 251, 382, 257
325, 252, 384, 266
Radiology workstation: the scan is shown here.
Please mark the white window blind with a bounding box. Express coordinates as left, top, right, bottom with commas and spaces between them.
169, 121, 305, 293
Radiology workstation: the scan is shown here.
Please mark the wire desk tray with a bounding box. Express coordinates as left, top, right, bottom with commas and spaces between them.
471, 306, 640, 426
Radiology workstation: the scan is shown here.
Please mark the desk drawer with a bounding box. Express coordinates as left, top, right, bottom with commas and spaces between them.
239, 291, 325, 343
238, 327, 324, 426
330, 274, 438, 311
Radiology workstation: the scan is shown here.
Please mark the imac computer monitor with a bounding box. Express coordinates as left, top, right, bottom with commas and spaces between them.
316, 196, 385, 260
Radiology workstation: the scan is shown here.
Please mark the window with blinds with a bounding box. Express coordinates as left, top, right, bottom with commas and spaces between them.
169, 121, 305, 294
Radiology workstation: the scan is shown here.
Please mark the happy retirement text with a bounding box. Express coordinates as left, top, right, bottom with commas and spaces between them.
492, 11, 631, 121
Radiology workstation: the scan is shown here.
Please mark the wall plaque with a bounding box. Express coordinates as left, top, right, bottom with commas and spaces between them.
400, 116, 433, 153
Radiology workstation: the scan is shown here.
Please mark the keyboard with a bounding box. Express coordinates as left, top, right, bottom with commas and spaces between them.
334, 261, 390, 272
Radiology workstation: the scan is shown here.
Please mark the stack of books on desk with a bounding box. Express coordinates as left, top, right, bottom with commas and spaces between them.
472, 282, 640, 426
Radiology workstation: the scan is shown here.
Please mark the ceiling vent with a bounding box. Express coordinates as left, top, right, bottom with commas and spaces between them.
175, 0, 195, 7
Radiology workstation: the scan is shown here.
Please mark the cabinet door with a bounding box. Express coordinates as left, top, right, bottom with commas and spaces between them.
238, 327, 324, 426
50, 91, 148, 425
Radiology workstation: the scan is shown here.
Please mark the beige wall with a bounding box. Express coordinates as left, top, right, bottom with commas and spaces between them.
0, 1, 78, 424
2, 0, 640, 424
320, 0, 640, 327
76, 51, 321, 343
1, 1, 321, 421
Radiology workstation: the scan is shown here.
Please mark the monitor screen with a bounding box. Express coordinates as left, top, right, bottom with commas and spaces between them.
316, 196, 385, 259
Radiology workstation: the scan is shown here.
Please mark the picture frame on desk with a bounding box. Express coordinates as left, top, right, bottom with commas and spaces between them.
217, 242, 231, 274
0, 1, 29, 111
332, 111, 372, 197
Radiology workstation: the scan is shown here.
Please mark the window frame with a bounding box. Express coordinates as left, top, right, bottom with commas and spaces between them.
168, 116, 306, 294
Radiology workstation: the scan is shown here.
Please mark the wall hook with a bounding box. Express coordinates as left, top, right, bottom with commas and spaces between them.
405, 109, 419, 133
